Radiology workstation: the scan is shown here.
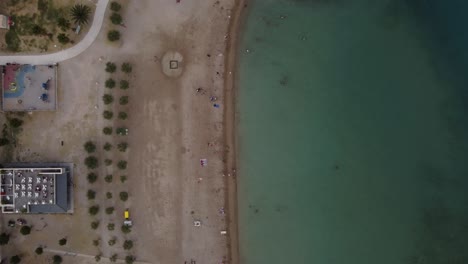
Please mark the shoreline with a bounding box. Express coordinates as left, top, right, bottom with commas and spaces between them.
223, 0, 246, 264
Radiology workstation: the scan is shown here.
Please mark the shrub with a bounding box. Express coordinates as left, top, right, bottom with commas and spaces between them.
123, 240, 133, 250
120, 80, 129, 89
87, 189, 96, 200
57, 17, 70, 31
117, 142, 128, 152
57, 33, 70, 44
106, 62, 116, 73
125, 256, 135, 264
121, 63, 132, 73
32, 24, 46, 35
95, 255, 101, 262
89, 205, 99, 215
20, 225, 31, 235
103, 127, 113, 135
117, 160, 127, 170
87, 172, 98, 183
120, 175, 127, 183
119, 191, 128, 201
35, 246, 43, 255
110, 254, 118, 262
105, 174, 113, 183
118, 112, 128, 120
59, 238, 67, 246
85, 156, 98, 169
108, 238, 116, 246
121, 224, 131, 233
106, 192, 112, 199
91, 221, 100, 229
84, 141, 96, 153
9, 118, 23, 128
0, 232, 10, 245
110, 12, 122, 25
93, 239, 99, 246
0, 137, 10, 146
103, 94, 114, 104
105, 78, 116, 88
108, 223, 115, 231
10, 255, 21, 264
119, 96, 129, 105
104, 142, 112, 151
5, 30, 20, 51
106, 207, 115, 215
110, 1, 122, 11
53, 255, 63, 264
107, 30, 120, 41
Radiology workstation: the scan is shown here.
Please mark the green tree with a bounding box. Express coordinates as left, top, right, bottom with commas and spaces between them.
0, 232, 10, 245
104, 159, 113, 166
117, 160, 127, 170
95, 255, 101, 262
121, 62, 132, 73
57, 33, 70, 44
108, 238, 116, 246
121, 224, 131, 233
105, 78, 116, 88
103, 94, 114, 104
84, 141, 96, 153
103, 127, 113, 135
53, 255, 63, 264
87, 172, 98, 183
118, 112, 128, 120
120, 175, 127, 183
125, 255, 135, 264
59, 238, 67, 246
20, 225, 31, 235
110, 254, 118, 262
110, 13, 122, 25
108, 223, 115, 231
120, 80, 129, 89
35, 246, 43, 255
123, 240, 133, 250
91, 221, 100, 229
106, 207, 115, 214
119, 96, 129, 105
103, 110, 113, 120
103, 142, 112, 151
106, 192, 113, 199
70, 4, 92, 25
119, 191, 128, 201
87, 189, 96, 200
105, 174, 113, 183
107, 30, 120, 41
10, 255, 21, 264
85, 156, 98, 169
106, 62, 117, 73
110, 2, 122, 12
9, 118, 23, 128
89, 205, 99, 215
117, 142, 128, 152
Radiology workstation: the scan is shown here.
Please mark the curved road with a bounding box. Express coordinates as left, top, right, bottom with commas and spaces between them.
0, 0, 109, 65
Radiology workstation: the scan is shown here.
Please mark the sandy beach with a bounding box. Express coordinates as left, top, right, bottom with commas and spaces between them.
0, 0, 244, 263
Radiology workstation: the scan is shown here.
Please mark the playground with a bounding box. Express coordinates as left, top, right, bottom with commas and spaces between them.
1, 64, 57, 111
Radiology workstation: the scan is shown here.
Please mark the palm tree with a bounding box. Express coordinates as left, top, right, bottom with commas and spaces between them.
70, 4, 92, 25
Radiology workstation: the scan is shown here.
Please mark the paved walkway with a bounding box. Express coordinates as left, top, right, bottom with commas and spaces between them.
0, 0, 109, 65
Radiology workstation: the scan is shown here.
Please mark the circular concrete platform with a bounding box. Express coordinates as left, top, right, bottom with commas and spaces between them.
161, 51, 183, 78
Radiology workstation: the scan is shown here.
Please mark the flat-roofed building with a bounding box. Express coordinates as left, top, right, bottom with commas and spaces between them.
0, 163, 73, 214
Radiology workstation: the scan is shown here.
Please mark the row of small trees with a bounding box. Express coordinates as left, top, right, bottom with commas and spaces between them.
108, 2, 124, 42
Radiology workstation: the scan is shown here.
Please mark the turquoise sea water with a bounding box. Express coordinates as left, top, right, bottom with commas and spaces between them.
237, 1, 468, 263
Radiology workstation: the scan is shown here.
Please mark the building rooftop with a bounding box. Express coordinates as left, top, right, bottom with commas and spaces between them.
0, 164, 73, 214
